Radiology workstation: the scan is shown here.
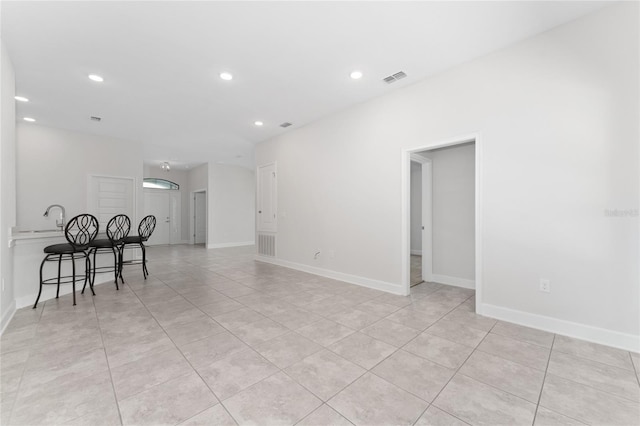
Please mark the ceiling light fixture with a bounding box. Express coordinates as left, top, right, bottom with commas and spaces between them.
254, 121, 264, 126
23, 117, 36, 122
219, 72, 233, 81
350, 70, 363, 80
88, 74, 104, 82
161, 161, 171, 172
15, 96, 29, 102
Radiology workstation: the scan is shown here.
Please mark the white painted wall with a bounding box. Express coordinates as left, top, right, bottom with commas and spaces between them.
143, 164, 189, 242
187, 163, 208, 192
16, 124, 144, 231
1, 40, 17, 331
208, 164, 255, 248
410, 161, 422, 253
255, 4, 639, 348
430, 143, 475, 281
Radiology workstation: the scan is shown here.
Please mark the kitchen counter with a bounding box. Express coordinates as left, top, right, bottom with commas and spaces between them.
10, 229, 119, 308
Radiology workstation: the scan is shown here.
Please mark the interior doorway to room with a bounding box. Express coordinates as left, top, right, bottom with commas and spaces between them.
405, 137, 479, 300
192, 190, 207, 245
409, 159, 430, 287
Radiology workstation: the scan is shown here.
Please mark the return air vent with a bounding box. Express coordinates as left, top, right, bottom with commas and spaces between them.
90, 116, 101, 122
257, 233, 276, 257
382, 71, 407, 84
280, 122, 293, 128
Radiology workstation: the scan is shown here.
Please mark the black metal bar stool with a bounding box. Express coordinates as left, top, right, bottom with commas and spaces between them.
34, 214, 99, 308
121, 215, 156, 279
83, 214, 131, 293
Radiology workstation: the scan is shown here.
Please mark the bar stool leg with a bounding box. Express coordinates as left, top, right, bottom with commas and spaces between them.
56, 254, 62, 298
111, 247, 119, 290
71, 253, 76, 306
34, 256, 48, 309
87, 255, 95, 295
117, 245, 125, 284
141, 243, 148, 279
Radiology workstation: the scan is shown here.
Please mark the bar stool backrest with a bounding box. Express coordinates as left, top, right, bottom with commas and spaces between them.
138, 215, 156, 241
65, 214, 99, 248
107, 215, 131, 245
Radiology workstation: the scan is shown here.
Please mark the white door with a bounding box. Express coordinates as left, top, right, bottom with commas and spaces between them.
89, 176, 134, 231
169, 191, 181, 244
257, 163, 277, 232
194, 192, 206, 244
144, 191, 170, 245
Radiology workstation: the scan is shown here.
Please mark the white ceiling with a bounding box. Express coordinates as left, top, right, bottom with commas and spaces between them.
2, 1, 608, 169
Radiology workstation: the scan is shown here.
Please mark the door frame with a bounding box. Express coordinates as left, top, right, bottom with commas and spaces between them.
143, 188, 180, 245
410, 154, 433, 283
401, 133, 483, 313
256, 162, 277, 233
87, 174, 137, 226
190, 188, 207, 245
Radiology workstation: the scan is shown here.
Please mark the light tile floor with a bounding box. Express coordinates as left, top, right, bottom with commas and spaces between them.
1, 245, 639, 425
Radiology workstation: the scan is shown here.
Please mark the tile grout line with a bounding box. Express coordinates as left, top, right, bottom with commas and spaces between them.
421, 317, 499, 426
629, 352, 640, 387
532, 333, 554, 426
141, 268, 293, 425
90, 286, 126, 426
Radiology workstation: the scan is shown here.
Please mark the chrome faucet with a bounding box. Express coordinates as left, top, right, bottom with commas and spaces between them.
44, 204, 66, 230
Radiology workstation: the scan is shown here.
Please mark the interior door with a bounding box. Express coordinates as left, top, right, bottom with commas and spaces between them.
257, 163, 277, 232
194, 192, 206, 244
89, 176, 134, 231
144, 191, 170, 245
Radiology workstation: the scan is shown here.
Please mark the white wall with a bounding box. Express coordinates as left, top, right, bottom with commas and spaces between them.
410, 161, 422, 253
208, 164, 255, 248
1, 40, 17, 332
255, 4, 639, 349
188, 163, 208, 192
16, 124, 144, 230
430, 143, 475, 281
143, 164, 189, 242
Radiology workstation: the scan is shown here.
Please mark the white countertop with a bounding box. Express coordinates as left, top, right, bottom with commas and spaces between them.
10, 229, 65, 241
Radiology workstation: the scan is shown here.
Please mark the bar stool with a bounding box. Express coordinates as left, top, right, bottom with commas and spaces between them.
83, 214, 131, 292
34, 214, 99, 308
122, 215, 156, 279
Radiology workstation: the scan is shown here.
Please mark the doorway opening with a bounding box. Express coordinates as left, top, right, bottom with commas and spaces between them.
192, 190, 207, 245
143, 160, 208, 246
403, 134, 482, 311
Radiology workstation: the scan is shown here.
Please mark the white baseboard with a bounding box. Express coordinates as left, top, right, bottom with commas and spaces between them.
431, 274, 475, 290
15, 275, 114, 310
480, 303, 640, 353
207, 241, 255, 249
0, 300, 17, 336
410, 250, 422, 256
255, 255, 406, 295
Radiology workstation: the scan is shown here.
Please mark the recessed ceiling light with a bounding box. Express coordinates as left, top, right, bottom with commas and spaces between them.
350, 70, 363, 80
23, 117, 36, 122
88, 74, 104, 82
254, 121, 264, 126
14, 96, 29, 102
220, 72, 233, 81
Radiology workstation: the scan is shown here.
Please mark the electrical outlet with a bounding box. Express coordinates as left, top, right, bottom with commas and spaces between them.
539, 278, 550, 293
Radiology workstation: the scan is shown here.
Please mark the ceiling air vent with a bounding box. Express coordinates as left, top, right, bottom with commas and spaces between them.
90, 116, 101, 122
280, 122, 293, 128
382, 71, 407, 84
